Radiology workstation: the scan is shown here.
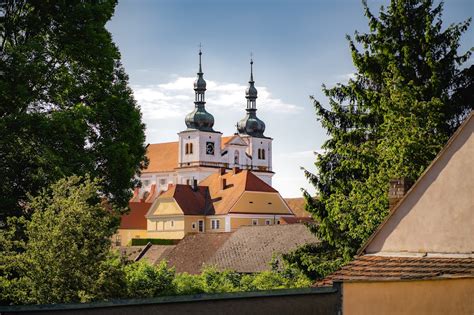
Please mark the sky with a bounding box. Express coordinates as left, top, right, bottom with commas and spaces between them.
106, 0, 473, 197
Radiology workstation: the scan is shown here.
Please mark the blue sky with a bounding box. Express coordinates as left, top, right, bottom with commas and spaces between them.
107, 0, 473, 197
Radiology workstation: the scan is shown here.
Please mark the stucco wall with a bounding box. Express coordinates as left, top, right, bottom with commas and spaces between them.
343, 278, 474, 315
366, 115, 474, 254
115, 229, 148, 246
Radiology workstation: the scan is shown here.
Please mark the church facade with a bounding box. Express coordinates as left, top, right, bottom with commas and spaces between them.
136, 50, 273, 200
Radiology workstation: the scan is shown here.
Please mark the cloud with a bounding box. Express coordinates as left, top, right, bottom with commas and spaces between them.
335, 72, 356, 81
132, 76, 301, 120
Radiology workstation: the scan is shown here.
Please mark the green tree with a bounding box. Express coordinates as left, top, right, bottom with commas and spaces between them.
124, 260, 176, 298
0, 175, 126, 304
299, 0, 473, 279
0, 0, 146, 222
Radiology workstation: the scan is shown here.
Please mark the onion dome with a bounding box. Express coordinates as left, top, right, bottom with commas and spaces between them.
185, 49, 215, 132
237, 58, 266, 137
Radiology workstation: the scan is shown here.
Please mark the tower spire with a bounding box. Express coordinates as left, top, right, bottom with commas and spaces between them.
250, 53, 254, 82
185, 47, 215, 132
246, 56, 258, 110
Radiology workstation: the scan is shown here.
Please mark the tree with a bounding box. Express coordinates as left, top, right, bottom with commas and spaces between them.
0, 175, 126, 304
0, 0, 146, 222
124, 260, 176, 298
300, 0, 473, 278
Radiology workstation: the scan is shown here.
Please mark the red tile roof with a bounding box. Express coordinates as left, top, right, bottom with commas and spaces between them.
143, 141, 179, 173
284, 198, 313, 218
281, 217, 314, 224
159, 184, 209, 215
316, 256, 474, 286
120, 202, 152, 229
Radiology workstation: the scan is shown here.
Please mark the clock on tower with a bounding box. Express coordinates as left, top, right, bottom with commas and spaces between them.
206, 142, 215, 155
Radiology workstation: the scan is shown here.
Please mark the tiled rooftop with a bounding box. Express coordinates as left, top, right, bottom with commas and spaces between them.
316, 256, 474, 286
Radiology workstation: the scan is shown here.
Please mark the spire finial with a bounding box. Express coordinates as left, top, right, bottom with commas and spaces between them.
250, 52, 254, 82
198, 43, 203, 74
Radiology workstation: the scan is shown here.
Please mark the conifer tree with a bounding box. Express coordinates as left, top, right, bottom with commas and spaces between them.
292, 0, 473, 279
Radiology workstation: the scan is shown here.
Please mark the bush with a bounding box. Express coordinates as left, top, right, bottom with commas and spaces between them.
124, 260, 176, 298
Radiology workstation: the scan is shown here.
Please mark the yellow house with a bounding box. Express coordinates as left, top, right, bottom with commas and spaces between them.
145, 168, 295, 239
320, 112, 474, 315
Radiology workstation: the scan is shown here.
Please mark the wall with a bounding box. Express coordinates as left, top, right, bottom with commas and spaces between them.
343, 278, 474, 315
115, 229, 148, 246
366, 115, 474, 254
0, 287, 340, 315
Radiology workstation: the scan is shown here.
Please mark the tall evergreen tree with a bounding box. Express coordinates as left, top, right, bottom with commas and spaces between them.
291, 0, 473, 279
0, 0, 146, 221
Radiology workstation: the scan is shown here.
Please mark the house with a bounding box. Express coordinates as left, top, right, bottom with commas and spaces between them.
145, 168, 295, 239
319, 113, 474, 314
114, 201, 153, 246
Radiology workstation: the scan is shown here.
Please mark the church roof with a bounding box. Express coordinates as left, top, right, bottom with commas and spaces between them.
199, 169, 278, 215
143, 136, 235, 174
143, 141, 179, 173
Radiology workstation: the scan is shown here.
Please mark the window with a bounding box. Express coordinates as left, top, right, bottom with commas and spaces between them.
189, 143, 193, 154
171, 221, 174, 227
262, 149, 265, 160
276, 220, 280, 225
211, 219, 220, 230
186, 179, 190, 185
257, 148, 261, 159
252, 219, 258, 226
198, 220, 204, 232
142, 179, 150, 186
159, 178, 166, 185
234, 150, 239, 165
185, 143, 193, 155
115, 234, 121, 246
185, 143, 189, 154
192, 223, 196, 229
265, 219, 271, 225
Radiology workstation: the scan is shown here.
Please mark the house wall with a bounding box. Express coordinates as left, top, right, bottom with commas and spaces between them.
184, 215, 206, 233
230, 192, 292, 214
115, 229, 148, 246
366, 115, 474, 254
229, 216, 282, 230
205, 216, 226, 233
342, 278, 474, 315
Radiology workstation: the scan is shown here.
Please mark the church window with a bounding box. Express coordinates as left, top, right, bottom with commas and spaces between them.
261, 149, 265, 160
185, 143, 189, 154
189, 143, 193, 154
257, 149, 261, 159
234, 150, 239, 164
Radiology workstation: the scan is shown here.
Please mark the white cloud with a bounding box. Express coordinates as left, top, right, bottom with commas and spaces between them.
132, 76, 301, 120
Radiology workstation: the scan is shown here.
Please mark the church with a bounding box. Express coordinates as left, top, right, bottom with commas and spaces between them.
116, 51, 296, 245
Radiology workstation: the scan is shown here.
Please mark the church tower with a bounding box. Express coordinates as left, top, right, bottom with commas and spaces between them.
177, 49, 223, 184
237, 58, 273, 185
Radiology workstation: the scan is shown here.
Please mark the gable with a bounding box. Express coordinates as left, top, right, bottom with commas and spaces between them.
230, 191, 293, 214
147, 198, 184, 217
225, 135, 247, 147
365, 114, 474, 255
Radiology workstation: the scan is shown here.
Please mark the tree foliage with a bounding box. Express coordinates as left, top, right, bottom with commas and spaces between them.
0, 0, 146, 221
0, 175, 125, 304
300, 0, 473, 278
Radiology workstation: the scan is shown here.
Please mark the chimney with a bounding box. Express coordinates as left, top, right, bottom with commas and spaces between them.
232, 166, 240, 175
192, 179, 198, 192
219, 167, 226, 175
388, 178, 413, 211
220, 177, 227, 190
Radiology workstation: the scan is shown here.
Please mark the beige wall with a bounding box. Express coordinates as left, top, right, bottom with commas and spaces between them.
184, 215, 205, 233
343, 278, 474, 315
367, 115, 474, 254
205, 217, 226, 233
230, 217, 279, 230
230, 192, 292, 214
146, 230, 185, 239
115, 229, 148, 246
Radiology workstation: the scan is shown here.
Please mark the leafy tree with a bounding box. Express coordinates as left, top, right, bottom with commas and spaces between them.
124, 260, 176, 298
0, 175, 125, 304
0, 0, 146, 222
300, 0, 473, 278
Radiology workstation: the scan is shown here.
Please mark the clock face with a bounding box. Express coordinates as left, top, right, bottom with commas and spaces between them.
206, 142, 215, 155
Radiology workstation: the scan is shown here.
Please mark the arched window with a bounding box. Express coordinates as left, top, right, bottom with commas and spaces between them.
234, 150, 239, 165
257, 148, 261, 159
189, 143, 193, 154
261, 149, 265, 160
185, 143, 189, 154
